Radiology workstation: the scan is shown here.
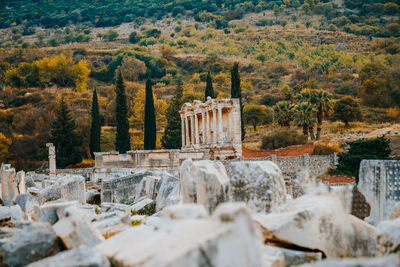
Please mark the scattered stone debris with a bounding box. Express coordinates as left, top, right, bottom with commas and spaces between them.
0, 159, 398, 266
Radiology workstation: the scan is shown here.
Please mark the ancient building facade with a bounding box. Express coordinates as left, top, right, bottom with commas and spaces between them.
179, 97, 242, 159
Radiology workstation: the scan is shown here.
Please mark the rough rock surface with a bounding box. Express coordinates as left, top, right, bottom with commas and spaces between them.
130, 198, 154, 213
298, 255, 400, 267
93, 210, 130, 237
180, 159, 230, 213
261, 245, 285, 267
97, 203, 263, 267
225, 161, 287, 213
27, 247, 110, 267
162, 203, 208, 220
254, 191, 377, 258
32, 200, 78, 224
376, 217, 400, 256
279, 247, 322, 266
101, 169, 162, 204
14, 194, 40, 220
40, 175, 85, 203
0, 222, 59, 266
155, 170, 181, 211
0, 205, 24, 223
53, 206, 104, 249
1, 168, 17, 206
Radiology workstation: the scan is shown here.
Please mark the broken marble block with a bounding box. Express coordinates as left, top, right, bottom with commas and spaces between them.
298, 255, 400, 267
261, 245, 284, 267
0, 222, 59, 266
225, 161, 287, 213
53, 206, 104, 249
180, 159, 230, 213
376, 217, 400, 256
97, 203, 263, 267
32, 200, 78, 224
101, 170, 162, 204
1, 168, 17, 206
92, 210, 130, 237
162, 203, 208, 220
27, 247, 110, 267
14, 194, 40, 220
254, 192, 377, 258
101, 202, 130, 214
155, 170, 181, 211
279, 247, 322, 266
0, 205, 24, 224
40, 175, 85, 203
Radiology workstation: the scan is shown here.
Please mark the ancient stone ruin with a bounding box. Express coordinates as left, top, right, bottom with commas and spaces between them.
0, 99, 399, 266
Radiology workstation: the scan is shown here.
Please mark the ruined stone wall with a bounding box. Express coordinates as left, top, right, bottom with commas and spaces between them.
358, 160, 400, 225
94, 151, 336, 184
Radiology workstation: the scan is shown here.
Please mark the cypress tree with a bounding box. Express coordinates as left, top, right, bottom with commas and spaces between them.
161, 81, 183, 149
204, 71, 215, 101
90, 89, 101, 158
231, 62, 245, 140
144, 78, 156, 150
114, 70, 131, 153
50, 97, 82, 168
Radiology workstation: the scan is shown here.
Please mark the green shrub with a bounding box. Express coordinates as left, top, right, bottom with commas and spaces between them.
330, 136, 392, 182
261, 129, 307, 150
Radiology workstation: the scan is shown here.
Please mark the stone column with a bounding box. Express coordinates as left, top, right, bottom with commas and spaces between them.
205, 110, 210, 145
190, 114, 195, 148
185, 115, 190, 148
228, 109, 234, 142
201, 111, 206, 145
46, 143, 56, 177
194, 113, 199, 146
1, 168, 16, 206
180, 114, 185, 149
218, 106, 223, 144
212, 108, 217, 144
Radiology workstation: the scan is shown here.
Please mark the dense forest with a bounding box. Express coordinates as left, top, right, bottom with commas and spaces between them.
0, 0, 399, 170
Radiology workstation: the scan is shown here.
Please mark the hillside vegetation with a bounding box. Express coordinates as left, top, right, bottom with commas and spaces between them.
0, 0, 399, 169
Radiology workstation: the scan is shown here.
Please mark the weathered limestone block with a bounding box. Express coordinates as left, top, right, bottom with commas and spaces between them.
298, 255, 400, 267
389, 203, 400, 219
261, 245, 284, 267
1, 168, 17, 206
180, 159, 230, 213
101, 170, 162, 204
27, 248, 110, 267
40, 175, 85, 203
53, 206, 104, 249
0, 205, 24, 224
376, 217, 400, 256
225, 161, 287, 213
97, 203, 263, 267
92, 210, 130, 238
254, 193, 377, 258
16, 170, 26, 194
101, 202, 130, 214
155, 171, 181, 211
78, 204, 98, 221
358, 160, 400, 225
279, 247, 322, 267
86, 189, 101, 205
32, 200, 78, 224
0, 222, 59, 266
162, 203, 208, 220
14, 194, 40, 220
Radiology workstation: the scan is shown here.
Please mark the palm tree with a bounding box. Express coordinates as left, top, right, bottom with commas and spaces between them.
314, 90, 332, 140
273, 101, 293, 127
296, 89, 332, 140
293, 101, 316, 140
